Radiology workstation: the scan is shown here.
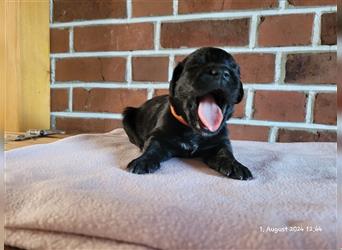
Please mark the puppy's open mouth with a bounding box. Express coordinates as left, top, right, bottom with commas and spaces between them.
196, 90, 226, 132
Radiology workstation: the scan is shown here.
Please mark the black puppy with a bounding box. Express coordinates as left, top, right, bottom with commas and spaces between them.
122, 47, 252, 180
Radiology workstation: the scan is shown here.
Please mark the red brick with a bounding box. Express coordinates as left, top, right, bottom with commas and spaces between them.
227, 125, 269, 141
233, 95, 246, 118
50, 29, 69, 53
55, 117, 122, 133
154, 89, 169, 97
73, 88, 147, 113
55, 57, 126, 82
314, 93, 336, 125
179, 0, 277, 13
132, 57, 169, 82
285, 53, 336, 84
160, 19, 249, 48
277, 129, 336, 142
132, 0, 173, 17
288, 0, 336, 6
175, 55, 187, 64
258, 14, 314, 47
234, 54, 275, 83
74, 23, 154, 51
53, 0, 126, 22
51, 89, 69, 112
253, 91, 306, 122
321, 13, 337, 45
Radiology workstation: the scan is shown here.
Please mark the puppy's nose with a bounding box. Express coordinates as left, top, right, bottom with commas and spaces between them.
210, 69, 219, 76
209, 68, 229, 80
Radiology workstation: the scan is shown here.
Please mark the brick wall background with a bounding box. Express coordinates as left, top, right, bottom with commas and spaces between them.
50, 0, 337, 142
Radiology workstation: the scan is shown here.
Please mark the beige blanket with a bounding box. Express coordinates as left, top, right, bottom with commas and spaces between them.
5, 129, 336, 250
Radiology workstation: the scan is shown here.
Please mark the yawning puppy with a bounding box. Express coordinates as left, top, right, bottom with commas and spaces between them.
123, 47, 253, 180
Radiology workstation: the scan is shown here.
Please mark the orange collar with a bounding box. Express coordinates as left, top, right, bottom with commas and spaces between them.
170, 105, 189, 126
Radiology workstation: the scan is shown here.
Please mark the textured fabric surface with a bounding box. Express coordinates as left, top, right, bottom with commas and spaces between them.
5, 129, 336, 249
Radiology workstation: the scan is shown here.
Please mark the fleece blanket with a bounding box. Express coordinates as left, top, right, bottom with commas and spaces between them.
5, 129, 336, 250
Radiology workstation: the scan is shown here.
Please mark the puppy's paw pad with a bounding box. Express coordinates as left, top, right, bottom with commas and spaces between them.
127, 159, 160, 174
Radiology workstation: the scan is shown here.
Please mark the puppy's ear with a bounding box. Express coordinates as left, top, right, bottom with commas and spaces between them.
169, 62, 184, 97
236, 80, 244, 104
232, 62, 244, 104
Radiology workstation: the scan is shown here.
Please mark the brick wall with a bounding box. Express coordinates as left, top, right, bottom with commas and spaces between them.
50, 0, 337, 142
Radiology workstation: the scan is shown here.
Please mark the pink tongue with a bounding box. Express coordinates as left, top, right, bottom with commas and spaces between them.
198, 95, 223, 132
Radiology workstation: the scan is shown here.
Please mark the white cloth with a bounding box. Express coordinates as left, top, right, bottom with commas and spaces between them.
5, 129, 337, 249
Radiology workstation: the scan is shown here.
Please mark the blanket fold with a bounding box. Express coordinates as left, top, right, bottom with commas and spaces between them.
5, 129, 336, 249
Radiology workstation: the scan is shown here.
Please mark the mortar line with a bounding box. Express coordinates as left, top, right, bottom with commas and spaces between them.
305, 91, 316, 123
69, 27, 74, 53
249, 15, 259, 49
68, 87, 73, 112
268, 127, 279, 143
228, 119, 336, 130
127, 0, 132, 19
126, 54, 132, 84
168, 54, 175, 81
173, 0, 178, 15
274, 52, 285, 84
245, 89, 254, 119
147, 88, 155, 100
50, 112, 337, 130
51, 58, 56, 85
278, 0, 288, 10
50, 82, 336, 92
312, 11, 322, 46
50, 45, 337, 58
154, 21, 161, 50
51, 112, 123, 119
50, 115, 56, 129
49, 0, 53, 23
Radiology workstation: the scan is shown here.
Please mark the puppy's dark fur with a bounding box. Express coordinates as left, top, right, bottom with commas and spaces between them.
123, 47, 252, 180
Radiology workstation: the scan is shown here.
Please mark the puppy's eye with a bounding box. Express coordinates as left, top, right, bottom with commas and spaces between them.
223, 70, 229, 79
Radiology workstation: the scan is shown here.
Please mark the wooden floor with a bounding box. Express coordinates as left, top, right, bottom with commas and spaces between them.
5, 132, 70, 151
5, 246, 24, 250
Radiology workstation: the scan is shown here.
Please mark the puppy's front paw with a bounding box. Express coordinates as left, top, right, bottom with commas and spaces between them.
229, 161, 253, 180
127, 158, 160, 174
218, 160, 253, 180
